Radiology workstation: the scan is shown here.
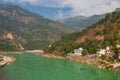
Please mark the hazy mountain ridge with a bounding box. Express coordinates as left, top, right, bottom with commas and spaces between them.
56, 14, 106, 30
115, 8, 120, 11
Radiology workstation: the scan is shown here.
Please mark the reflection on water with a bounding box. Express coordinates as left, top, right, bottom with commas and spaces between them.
0, 69, 7, 80
1, 54, 120, 80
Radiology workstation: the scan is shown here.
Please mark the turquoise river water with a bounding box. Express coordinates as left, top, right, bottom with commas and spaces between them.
0, 53, 120, 80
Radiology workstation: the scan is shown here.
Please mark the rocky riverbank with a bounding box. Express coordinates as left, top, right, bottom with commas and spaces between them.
66, 54, 120, 73
37, 53, 120, 73
0, 55, 16, 67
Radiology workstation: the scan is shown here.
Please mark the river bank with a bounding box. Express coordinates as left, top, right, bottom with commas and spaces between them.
66, 54, 120, 73
36, 53, 120, 73
0, 51, 120, 73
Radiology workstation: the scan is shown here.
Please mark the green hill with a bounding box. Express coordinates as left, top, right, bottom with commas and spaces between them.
0, 4, 74, 51
46, 11, 120, 56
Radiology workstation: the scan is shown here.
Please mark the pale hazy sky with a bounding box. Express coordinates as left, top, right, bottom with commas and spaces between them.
1, 0, 120, 19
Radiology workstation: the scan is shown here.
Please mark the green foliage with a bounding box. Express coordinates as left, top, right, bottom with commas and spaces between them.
82, 49, 88, 56
25, 41, 50, 50
113, 29, 119, 40
63, 42, 79, 53
106, 57, 114, 63
0, 39, 17, 51
80, 39, 99, 54
100, 55, 106, 60
103, 25, 111, 34
105, 11, 120, 23
113, 47, 119, 60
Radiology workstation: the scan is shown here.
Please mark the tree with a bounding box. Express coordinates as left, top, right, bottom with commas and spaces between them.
113, 47, 119, 60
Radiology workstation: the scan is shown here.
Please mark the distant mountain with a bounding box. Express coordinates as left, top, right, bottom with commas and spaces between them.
57, 15, 87, 23
46, 11, 120, 55
115, 8, 120, 11
0, 4, 74, 51
0, 1, 73, 20
56, 14, 106, 30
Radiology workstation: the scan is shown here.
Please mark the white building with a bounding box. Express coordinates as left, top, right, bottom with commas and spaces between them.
98, 46, 111, 57
48, 44, 52, 48
106, 46, 110, 50
116, 45, 120, 59
116, 45, 120, 48
74, 48, 83, 56
97, 49, 106, 57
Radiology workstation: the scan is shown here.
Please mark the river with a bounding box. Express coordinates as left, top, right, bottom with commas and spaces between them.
0, 53, 120, 80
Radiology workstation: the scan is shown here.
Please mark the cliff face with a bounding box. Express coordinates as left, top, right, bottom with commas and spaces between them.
0, 4, 74, 51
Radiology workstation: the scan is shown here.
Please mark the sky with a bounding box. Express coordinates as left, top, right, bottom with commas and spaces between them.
0, 0, 120, 19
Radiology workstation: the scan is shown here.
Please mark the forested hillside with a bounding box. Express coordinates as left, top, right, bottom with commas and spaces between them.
46, 11, 120, 56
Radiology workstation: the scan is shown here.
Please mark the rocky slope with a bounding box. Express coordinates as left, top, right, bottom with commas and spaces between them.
0, 4, 74, 51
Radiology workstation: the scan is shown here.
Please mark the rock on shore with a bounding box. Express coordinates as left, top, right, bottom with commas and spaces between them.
0, 55, 16, 67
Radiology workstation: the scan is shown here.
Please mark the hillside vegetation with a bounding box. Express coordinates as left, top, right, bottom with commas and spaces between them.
0, 4, 74, 51
46, 11, 120, 56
